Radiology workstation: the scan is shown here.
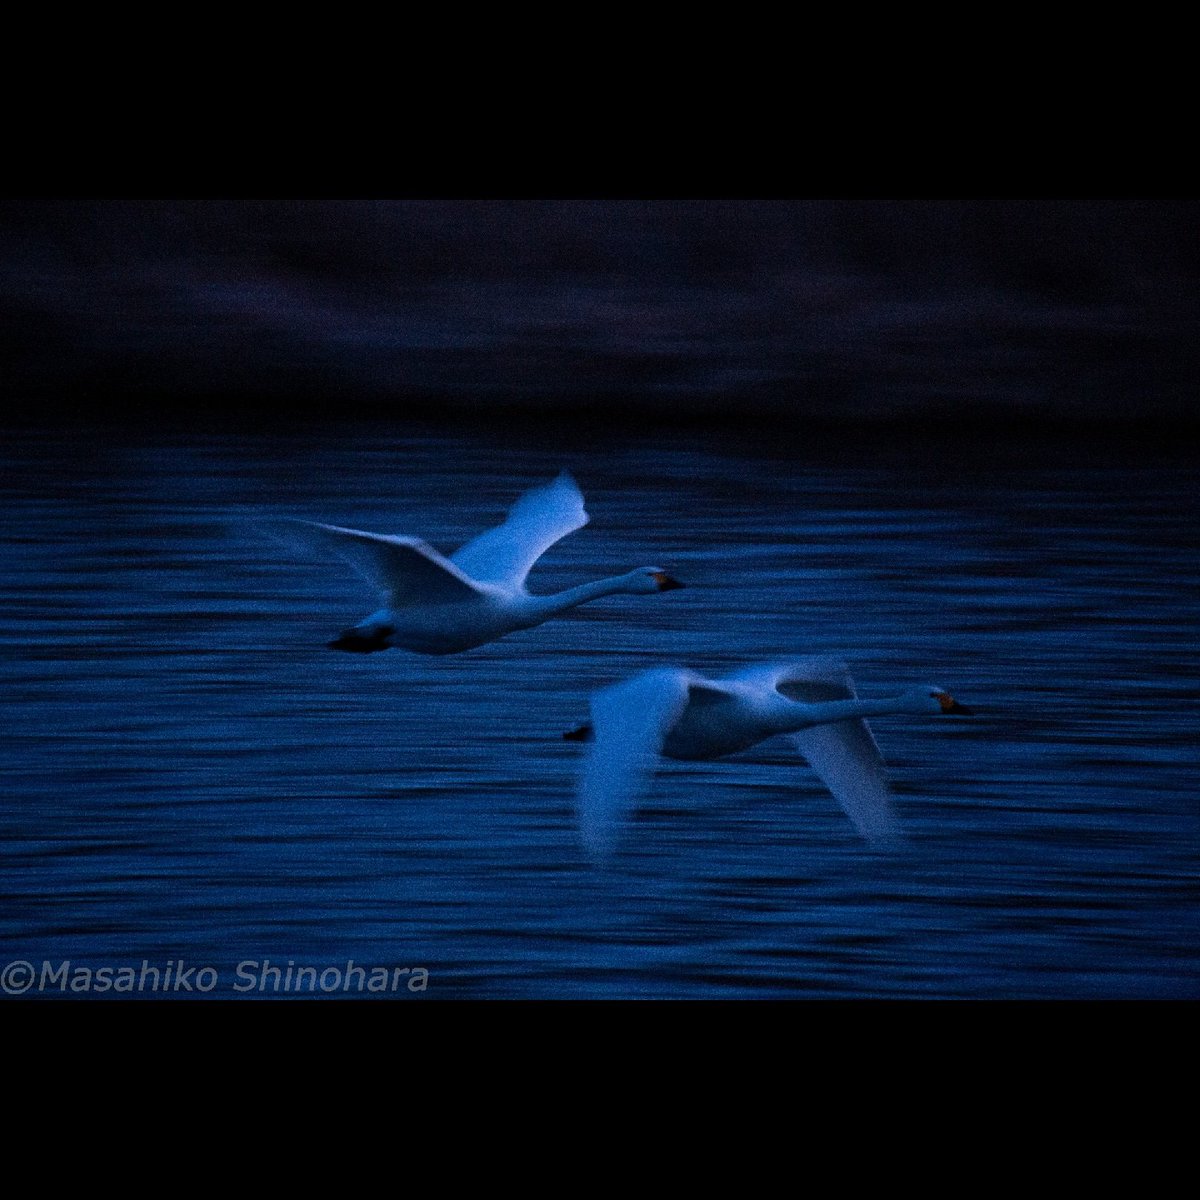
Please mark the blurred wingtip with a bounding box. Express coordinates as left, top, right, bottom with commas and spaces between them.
577, 802, 619, 864
580, 833, 616, 866
552, 469, 589, 526
255, 516, 332, 553
555, 467, 586, 493
864, 827, 909, 850
255, 516, 307, 544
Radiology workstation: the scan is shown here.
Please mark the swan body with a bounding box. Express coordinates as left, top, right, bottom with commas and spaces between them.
267, 472, 682, 655
566, 657, 972, 859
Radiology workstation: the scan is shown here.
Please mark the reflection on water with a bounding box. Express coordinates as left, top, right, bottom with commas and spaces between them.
1, 418, 1197, 998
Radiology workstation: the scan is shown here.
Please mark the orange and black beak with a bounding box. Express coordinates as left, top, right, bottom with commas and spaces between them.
937, 693, 973, 716
653, 572, 685, 591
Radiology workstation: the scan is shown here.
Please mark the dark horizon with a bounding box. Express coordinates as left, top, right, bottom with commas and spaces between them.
3, 198, 1198, 425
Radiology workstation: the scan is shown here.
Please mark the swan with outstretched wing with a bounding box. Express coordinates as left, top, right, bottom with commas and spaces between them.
567, 656, 972, 859
265, 472, 683, 655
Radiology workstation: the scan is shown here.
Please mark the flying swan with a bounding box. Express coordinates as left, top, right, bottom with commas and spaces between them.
565, 657, 972, 858
267, 471, 683, 655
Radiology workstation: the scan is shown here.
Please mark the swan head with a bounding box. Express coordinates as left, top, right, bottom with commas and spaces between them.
626, 567, 685, 594
905, 686, 973, 716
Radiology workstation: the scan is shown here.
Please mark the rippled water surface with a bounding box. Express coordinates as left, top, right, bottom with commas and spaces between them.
3, 417, 1197, 998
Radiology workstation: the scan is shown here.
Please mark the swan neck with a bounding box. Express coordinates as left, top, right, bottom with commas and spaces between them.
527, 575, 629, 618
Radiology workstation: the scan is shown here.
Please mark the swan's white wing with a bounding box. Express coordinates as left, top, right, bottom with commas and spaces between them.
787, 725, 902, 844
728, 658, 902, 843
450, 471, 589, 589
576, 668, 699, 861
267, 520, 483, 607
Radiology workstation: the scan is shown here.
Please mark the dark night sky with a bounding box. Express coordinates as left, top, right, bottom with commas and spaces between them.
2, 198, 1197, 423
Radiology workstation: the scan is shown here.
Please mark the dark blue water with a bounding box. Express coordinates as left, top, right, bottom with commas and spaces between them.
2, 418, 1197, 998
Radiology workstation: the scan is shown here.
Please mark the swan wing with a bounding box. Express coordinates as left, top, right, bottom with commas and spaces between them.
451, 471, 589, 589
267, 520, 484, 607
728, 658, 901, 843
787, 723, 902, 844
576, 668, 725, 860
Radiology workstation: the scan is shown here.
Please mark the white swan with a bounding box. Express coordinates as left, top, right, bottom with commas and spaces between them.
267, 471, 683, 655
565, 657, 973, 859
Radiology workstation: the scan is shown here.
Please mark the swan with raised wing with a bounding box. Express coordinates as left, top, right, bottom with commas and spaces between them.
267, 471, 683, 655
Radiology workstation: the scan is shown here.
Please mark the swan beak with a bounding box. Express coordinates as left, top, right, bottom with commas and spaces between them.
937, 693, 973, 715
654, 572, 685, 591
563, 723, 594, 742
